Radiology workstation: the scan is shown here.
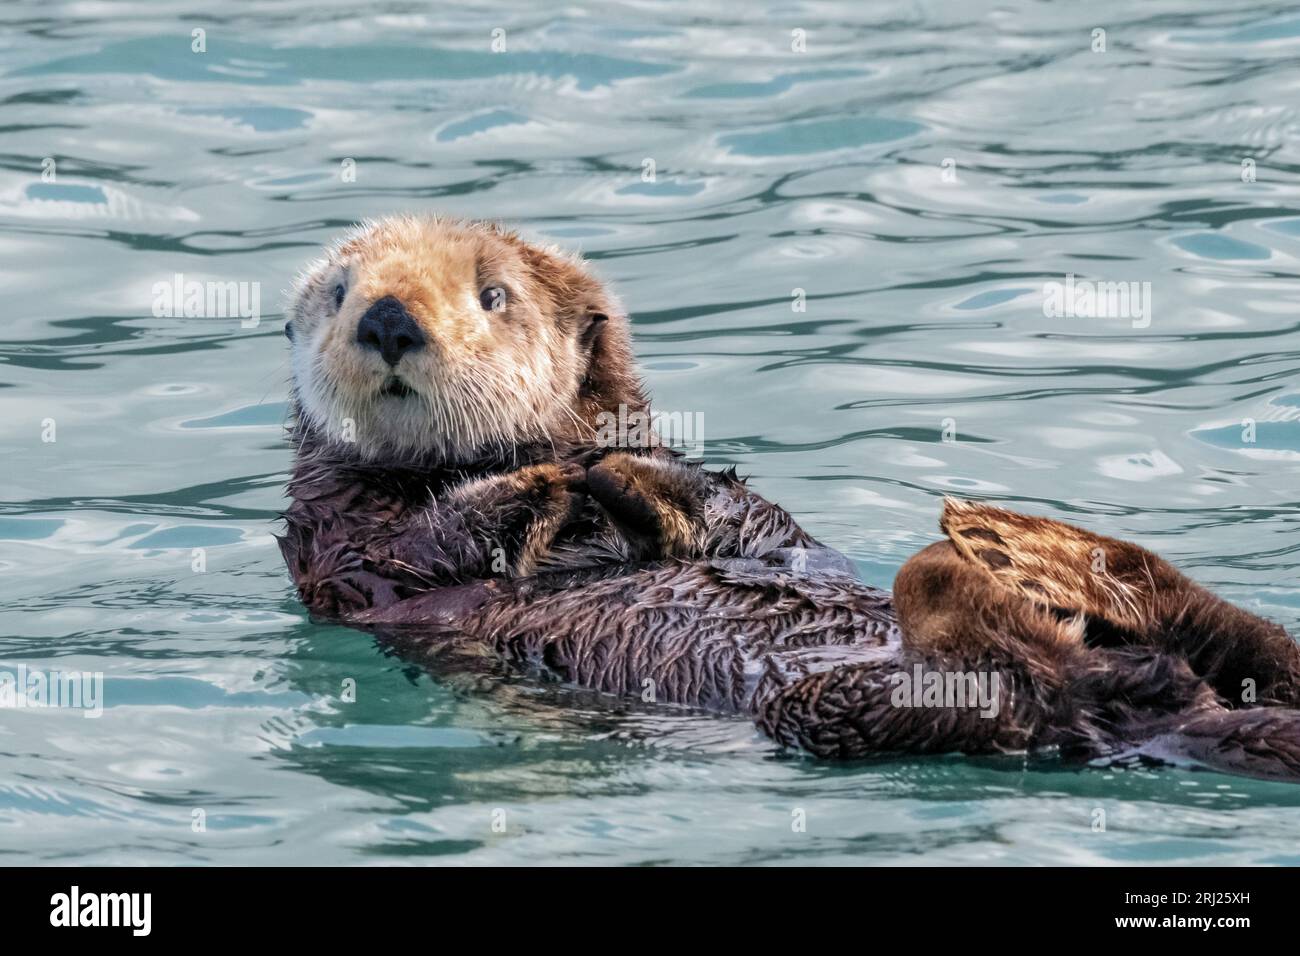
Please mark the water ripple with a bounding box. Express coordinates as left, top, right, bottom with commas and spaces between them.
4, 0, 1300, 864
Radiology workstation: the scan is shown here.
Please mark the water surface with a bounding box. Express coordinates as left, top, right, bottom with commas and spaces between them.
4, 0, 1300, 864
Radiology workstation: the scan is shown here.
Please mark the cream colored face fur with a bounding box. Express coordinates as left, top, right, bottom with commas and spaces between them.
287, 216, 601, 462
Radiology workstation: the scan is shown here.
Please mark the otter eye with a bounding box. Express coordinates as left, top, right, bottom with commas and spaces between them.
479, 286, 507, 312
333, 284, 346, 309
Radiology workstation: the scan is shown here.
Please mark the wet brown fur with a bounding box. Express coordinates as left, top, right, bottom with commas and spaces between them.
280, 215, 1300, 782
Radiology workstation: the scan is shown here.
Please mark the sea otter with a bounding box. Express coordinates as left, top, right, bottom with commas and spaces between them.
279, 215, 1300, 781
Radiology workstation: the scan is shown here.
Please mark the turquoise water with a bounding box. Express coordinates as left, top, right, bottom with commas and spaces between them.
5, 1, 1300, 865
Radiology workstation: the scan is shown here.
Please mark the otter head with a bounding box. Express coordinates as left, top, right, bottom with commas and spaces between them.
286, 216, 645, 464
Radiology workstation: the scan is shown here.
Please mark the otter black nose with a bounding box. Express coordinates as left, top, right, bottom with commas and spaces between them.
355, 296, 425, 367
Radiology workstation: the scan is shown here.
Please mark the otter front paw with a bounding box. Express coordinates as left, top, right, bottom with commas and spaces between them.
587, 453, 706, 558
509, 461, 588, 575
518, 461, 587, 524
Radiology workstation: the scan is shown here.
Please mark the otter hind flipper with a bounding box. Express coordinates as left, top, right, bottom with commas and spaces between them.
939, 499, 1300, 707
940, 498, 1153, 635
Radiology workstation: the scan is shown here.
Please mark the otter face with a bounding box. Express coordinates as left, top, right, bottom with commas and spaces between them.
287, 216, 632, 463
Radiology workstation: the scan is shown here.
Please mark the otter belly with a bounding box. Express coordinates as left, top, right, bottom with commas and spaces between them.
359, 551, 899, 713
352, 538, 1300, 781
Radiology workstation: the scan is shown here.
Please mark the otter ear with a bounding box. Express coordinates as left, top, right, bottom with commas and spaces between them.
579, 308, 608, 349
577, 301, 619, 385
576, 299, 645, 411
